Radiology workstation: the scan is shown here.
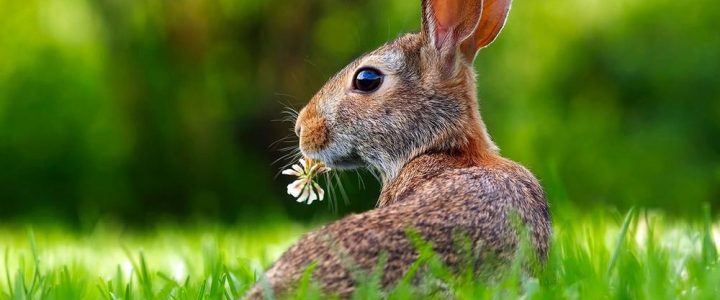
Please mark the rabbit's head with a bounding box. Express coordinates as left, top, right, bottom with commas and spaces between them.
295, 0, 511, 181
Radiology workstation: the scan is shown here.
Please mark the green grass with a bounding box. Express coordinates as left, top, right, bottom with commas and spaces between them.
0, 207, 718, 299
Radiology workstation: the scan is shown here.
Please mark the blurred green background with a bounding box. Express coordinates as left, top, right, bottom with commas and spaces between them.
0, 0, 718, 225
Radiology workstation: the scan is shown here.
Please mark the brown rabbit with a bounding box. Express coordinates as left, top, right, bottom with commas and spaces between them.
245, 0, 550, 298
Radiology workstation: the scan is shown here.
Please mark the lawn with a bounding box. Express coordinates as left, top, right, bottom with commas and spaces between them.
0, 207, 718, 300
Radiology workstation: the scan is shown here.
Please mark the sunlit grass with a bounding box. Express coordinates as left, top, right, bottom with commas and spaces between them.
0, 207, 718, 299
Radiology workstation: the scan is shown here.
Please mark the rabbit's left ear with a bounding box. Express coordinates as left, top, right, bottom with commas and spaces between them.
460, 0, 512, 61
422, 0, 483, 51
421, 0, 483, 75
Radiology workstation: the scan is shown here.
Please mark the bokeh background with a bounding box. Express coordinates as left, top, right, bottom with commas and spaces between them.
0, 0, 718, 226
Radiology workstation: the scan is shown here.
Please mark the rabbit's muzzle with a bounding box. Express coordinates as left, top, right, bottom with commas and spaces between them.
295, 105, 329, 154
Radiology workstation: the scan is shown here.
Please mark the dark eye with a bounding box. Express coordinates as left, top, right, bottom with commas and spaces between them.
353, 68, 384, 92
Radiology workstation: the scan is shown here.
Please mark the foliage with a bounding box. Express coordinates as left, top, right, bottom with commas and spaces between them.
0, 0, 718, 222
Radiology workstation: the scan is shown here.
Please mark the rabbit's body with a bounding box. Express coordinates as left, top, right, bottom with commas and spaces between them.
245, 153, 549, 299
245, 0, 551, 298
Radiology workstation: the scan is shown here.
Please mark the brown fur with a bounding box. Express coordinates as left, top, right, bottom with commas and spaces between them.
297, 103, 329, 152
244, 0, 550, 299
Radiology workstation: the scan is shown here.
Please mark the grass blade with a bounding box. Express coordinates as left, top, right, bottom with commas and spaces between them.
702, 203, 718, 265
607, 207, 636, 276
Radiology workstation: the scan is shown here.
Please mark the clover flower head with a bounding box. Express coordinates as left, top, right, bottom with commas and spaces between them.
282, 158, 330, 205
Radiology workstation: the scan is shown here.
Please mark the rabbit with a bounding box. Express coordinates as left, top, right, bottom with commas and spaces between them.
244, 0, 551, 298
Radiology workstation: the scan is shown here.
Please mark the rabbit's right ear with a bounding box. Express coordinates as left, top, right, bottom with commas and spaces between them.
421, 0, 483, 77
460, 0, 512, 61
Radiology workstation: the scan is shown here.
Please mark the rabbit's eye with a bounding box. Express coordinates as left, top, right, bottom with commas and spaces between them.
353, 68, 384, 92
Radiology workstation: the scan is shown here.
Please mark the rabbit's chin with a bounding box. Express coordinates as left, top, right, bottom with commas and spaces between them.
302, 148, 364, 170
324, 158, 363, 170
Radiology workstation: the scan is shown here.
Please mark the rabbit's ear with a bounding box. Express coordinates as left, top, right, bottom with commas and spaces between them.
421, 0, 483, 73
460, 0, 512, 61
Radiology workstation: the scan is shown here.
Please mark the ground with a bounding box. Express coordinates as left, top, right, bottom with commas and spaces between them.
0, 207, 718, 299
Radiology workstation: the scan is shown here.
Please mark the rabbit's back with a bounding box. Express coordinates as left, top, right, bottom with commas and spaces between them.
375, 155, 551, 263
246, 155, 550, 299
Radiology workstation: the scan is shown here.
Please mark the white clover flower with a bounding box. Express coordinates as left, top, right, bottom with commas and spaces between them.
282, 158, 330, 205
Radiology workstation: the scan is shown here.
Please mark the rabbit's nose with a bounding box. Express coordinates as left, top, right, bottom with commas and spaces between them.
294, 123, 302, 137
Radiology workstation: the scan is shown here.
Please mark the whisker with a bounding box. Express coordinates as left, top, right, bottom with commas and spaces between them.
269, 103, 300, 166
272, 151, 302, 175
269, 135, 296, 149
277, 145, 301, 152
333, 172, 350, 206
355, 170, 366, 190
279, 112, 299, 121
367, 168, 382, 183
281, 108, 299, 117
284, 152, 304, 168
324, 172, 338, 214
271, 146, 299, 163
271, 101, 300, 124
